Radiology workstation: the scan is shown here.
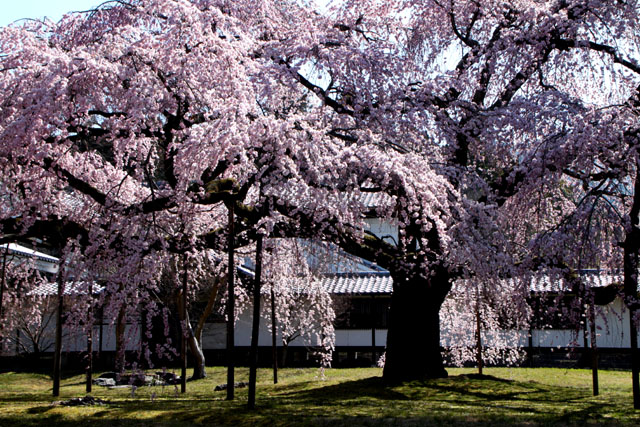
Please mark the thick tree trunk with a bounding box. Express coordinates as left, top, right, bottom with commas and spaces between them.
195, 276, 223, 349
279, 336, 298, 368
175, 293, 207, 380
624, 161, 640, 409
186, 276, 224, 381
187, 320, 206, 380
625, 235, 640, 409
631, 314, 640, 409
281, 343, 288, 369
383, 275, 449, 382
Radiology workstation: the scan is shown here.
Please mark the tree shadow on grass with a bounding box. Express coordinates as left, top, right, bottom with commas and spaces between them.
458, 373, 514, 382
275, 377, 409, 401
0, 393, 58, 403
60, 381, 87, 388
25, 406, 49, 415
6, 374, 640, 426
261, 374, 636, 424
284, 376, 410, 401
401, 373, 596, 416
419, 374, 582, 401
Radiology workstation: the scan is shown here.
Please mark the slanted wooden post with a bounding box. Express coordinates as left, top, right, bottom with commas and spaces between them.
248, 235, 264, 409
226, 203, 235, 400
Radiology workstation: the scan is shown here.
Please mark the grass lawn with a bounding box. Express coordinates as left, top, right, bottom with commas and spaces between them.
0, 366, 639, 425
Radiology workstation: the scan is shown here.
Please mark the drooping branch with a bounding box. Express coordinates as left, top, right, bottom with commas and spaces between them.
554, 38, 640, 75
291, 67, 355, 116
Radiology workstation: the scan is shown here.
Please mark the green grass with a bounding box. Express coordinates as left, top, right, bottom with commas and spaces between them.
0, 367, 638, 425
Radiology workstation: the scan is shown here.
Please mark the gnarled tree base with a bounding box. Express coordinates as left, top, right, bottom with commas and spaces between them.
383, 277, 449, 383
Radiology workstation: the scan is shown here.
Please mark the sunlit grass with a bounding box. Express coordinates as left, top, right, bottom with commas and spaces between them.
0, 366, 638, 425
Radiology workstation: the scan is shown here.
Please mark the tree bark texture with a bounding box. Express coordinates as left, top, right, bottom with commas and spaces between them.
624, 161, 640, 409
176, 292, 207, 380
195, 276, 224, 348
631, 315, 640, 409
281, 343, 288, 369
383, 274, 449, 382
186, 316, 206, 380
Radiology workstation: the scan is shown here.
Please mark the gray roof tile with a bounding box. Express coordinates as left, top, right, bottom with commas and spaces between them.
320, 271, 625, 296
28, 281, 103, 296
1, 243, 58, 263
321, 274, 393, 294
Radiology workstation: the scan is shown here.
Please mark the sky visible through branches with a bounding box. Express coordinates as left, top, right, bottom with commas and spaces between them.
0, 0, 100, 27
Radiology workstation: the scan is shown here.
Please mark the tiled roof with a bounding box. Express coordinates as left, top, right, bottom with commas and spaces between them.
1, 243, 58, 263
528, 273, 622, 293
320, 271, 624, 296
28, 281, 103, 297
320, 273, 393, 295
360, 192, 393, 209
59, 191, 86, 211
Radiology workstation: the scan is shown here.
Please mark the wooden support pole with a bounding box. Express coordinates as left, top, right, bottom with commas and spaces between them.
248, 235, 263, 409
588, 302, 599, 396
0, 246, 8, 346
371, 295, 376, 365
271, 286, 278, 384
53, 273, 64, 397
86, 283, 93, 394
99, 306, 104, 358
181, 254, 188, 394
475, 287, 483, 376
226, 204, 235, 401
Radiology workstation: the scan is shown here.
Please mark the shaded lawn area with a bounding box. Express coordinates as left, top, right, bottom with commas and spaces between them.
0, 367, 638, 426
